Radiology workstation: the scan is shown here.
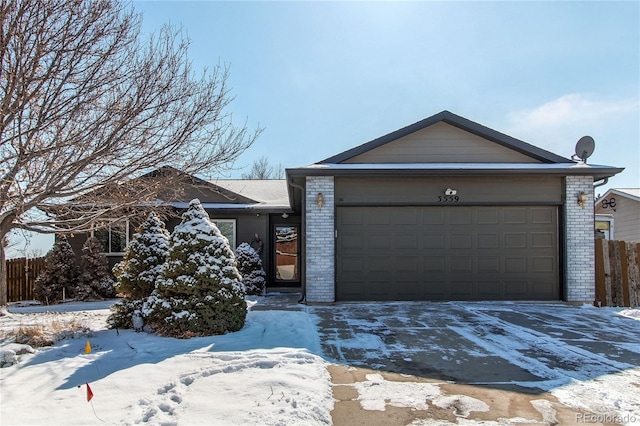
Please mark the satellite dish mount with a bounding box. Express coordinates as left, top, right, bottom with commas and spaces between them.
573, 136, 595, 163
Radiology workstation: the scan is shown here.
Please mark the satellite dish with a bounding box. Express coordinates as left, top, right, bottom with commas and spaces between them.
574, 136, 595, 163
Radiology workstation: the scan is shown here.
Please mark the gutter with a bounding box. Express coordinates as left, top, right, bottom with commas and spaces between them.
593, 178, 609, 188
288, 177, 306, 304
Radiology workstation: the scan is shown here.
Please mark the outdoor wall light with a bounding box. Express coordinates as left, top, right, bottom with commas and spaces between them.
281, 212, 289, 219
316, 192, 324, 208
578, 191, 588, 208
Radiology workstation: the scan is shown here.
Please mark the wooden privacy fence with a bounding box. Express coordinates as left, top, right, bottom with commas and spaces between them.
5, 257, 46, 302
595, 239, 640, 307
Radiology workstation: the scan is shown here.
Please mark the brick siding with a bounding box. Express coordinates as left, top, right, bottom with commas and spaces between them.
565, 175, 595, 302
305, 176, 335, 303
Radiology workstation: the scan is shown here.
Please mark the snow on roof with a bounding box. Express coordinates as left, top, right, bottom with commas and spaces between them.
206, 179, 290, 210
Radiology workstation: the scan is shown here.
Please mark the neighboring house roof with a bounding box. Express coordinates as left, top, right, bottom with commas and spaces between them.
319, 110, 572, 164
206, 179, 290, 211
596, 188, 640, 204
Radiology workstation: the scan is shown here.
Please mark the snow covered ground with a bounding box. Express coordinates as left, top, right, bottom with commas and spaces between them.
1, 298, 639, 425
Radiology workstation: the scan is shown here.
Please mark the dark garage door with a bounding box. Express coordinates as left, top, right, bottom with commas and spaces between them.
336, 206, 559, 301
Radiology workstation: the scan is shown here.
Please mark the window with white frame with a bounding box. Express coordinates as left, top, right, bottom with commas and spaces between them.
92, 220, 129, 255
211, 219, 236, 249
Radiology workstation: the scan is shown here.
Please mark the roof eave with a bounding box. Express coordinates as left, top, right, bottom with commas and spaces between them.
286, 165, 625, 181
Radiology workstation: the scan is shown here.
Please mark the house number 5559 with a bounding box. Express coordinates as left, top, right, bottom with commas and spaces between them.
438, 195, 459, 203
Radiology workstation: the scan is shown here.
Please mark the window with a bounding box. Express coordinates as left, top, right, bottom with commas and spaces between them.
275, 226, 299, 281
92, 220, 129, 254
211, 219, 236, 249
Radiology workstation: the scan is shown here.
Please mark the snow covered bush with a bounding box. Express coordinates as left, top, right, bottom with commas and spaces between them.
108, 212, 170, 329
74, 237, 116, 301
33, 238, 80, 304
143, 199, 247, 337
235, 242, 266, 295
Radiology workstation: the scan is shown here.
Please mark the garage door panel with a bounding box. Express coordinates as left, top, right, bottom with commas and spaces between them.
532, 208, 554, 224
505, 257, 527, 273
532, 257, 555, 272
423, 233, 445, 249
336, 206, 559, 301
478, 234, 499, 249
450, 210, 472, 225
505, 233, 527, 248
504, 281, 528, 298
478, 257, 499, 272
532, 233, 554, 248
397, 256, 419, 272
422, 209, 445, 224
450, 233, 473, 249
368, 233, 390, 250
450, 256, 473, 272
424, 256, 446, 272
451, 281, 474, 298
368, 256, 391, 272
477, 209, 499, 224
396, 233, 419, 249
341, 232, 364, 250
504, 208, 527, 224
368, 209, 391, 225
339, 256, 363, 273
478, 281, 500, 298
423, 281, 449, 298
340, 208, 365, 225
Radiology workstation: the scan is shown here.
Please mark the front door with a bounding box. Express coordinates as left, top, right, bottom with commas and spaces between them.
272, 225, 300, 287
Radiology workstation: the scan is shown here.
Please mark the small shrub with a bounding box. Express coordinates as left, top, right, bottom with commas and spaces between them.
108, 212, 170, 329
236, 242, 266, 296
143, 199, 246, 337
33, 238, 80, 304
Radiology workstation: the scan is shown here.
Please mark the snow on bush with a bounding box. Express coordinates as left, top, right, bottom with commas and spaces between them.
109, 213, 170, 329
143, 199, 246, 338
74, 237, 117, 301
33, 238, 80, 304
235, 242, 266, 296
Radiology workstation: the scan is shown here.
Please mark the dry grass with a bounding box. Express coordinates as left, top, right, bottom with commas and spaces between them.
2, 318, 93, 348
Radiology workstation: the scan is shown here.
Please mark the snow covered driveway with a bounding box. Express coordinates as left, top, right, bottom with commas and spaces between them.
309, 301, 640, 423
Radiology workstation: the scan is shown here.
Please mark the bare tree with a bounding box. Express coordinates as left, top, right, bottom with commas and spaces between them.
241, 156, 284, 179
0, 0, 260, 305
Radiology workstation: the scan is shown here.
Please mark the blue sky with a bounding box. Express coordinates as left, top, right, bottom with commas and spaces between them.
6, 0, 639, 257
133, 0, 639, 189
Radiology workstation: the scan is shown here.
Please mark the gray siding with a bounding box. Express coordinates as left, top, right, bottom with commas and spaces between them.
336, 176, 563, 205
343, 122, 542, 164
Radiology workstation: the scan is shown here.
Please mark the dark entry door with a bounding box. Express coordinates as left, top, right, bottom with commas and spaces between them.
336, 206, 559, 301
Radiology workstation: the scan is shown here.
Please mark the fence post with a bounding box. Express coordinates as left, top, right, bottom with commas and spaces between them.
627, 242, 639, 307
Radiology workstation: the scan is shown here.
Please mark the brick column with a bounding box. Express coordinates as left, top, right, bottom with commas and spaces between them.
305, 176, 335, 303
564, 175, 595, 303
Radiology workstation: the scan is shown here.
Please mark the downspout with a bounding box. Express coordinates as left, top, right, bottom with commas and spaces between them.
288, 177, 306, 304
593, 178, 608, 188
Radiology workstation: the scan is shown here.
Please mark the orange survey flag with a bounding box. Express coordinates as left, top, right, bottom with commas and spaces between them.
86, 382, 94, 402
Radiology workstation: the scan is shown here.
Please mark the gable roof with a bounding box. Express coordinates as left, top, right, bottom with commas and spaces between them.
319, 110, 572, 164
596, 188, 640, 204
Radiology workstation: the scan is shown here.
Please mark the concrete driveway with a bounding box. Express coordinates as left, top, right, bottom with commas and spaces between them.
306, 301, 640, 425
308, 301, 640, 388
